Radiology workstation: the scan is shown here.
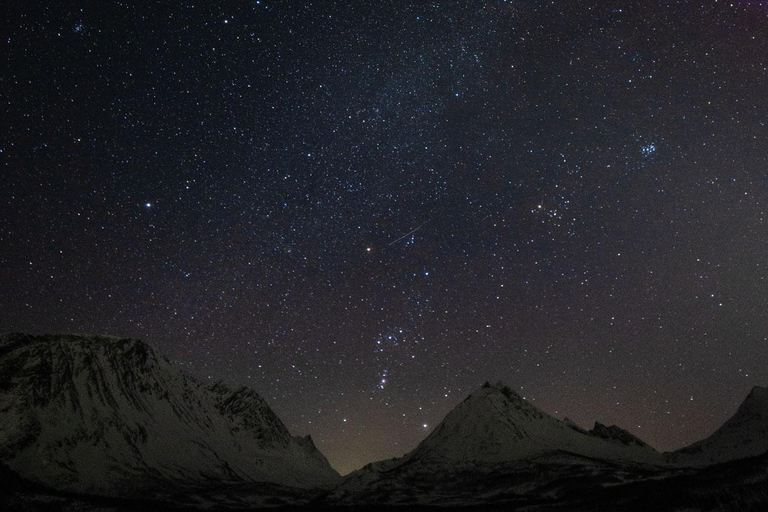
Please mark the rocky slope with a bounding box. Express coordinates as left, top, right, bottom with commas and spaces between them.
0, 333, 340, 505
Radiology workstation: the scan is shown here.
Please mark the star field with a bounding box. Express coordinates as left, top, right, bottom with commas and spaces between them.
2, 1, 768, 475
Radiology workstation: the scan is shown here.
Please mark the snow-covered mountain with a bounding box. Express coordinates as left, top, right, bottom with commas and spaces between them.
672, 386, 768, 465
410, 382, 661, 464
327, 382, 665, 506
326, 383, 768, 507
0, 333, 340, 504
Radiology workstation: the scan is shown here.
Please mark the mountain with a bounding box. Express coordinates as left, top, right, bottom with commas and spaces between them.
409, 382, 660, 464
327, 382, 666, 507
0, 333, 340, 507
672, 386, 768, 465
326, 383, 768, 508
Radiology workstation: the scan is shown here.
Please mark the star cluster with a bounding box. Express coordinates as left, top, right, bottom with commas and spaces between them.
2, 1, 767, 474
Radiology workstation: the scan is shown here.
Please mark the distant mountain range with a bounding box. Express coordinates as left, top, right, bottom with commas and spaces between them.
1, 333, 767, 510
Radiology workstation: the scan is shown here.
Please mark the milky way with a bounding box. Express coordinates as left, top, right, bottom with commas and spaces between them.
2, 1, 767, 474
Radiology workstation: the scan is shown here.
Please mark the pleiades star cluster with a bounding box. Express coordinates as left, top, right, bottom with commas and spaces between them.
2, 1, 767, 474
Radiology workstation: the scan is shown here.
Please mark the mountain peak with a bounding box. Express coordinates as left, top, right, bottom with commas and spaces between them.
478, 381, 525, 401
0, 332, 340, 499
408, 381, 659, 466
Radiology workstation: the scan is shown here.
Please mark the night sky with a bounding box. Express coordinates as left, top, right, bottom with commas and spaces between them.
3, 0, 768, 475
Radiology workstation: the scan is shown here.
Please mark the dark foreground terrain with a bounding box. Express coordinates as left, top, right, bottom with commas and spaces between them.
3, 453, 768, 512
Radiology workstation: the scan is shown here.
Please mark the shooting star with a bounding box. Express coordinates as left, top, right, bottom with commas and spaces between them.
387, 223, 424, 247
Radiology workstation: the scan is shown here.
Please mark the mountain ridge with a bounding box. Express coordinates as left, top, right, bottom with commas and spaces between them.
3, 332, 768, 509
325, 380, 768, 507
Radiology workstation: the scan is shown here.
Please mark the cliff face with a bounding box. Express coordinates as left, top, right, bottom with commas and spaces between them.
0, 333, 340, 498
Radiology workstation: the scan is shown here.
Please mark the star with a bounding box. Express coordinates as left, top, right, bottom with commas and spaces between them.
640, 143, 657, 157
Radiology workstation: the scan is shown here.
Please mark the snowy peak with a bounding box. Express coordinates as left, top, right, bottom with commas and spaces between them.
410, 381, 660, 465
675, 386, 768, 464
412, 382, 548, 462
0, 332, 340, 499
